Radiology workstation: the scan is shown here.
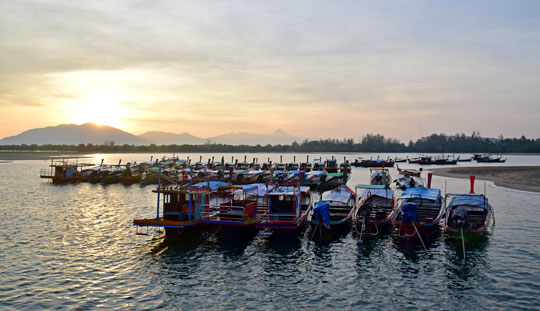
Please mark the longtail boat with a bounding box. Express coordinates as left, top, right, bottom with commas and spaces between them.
199, 184, 263, 228
394, 187, 444, 240
308, 185, 356, 238
444, 176, 493, 262
133, 176, 216, 237
40, 157, 94, 184
353, 184, 396, 237
255, 184, 313, 233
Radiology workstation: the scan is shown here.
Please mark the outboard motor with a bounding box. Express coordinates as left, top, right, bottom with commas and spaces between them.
400, 202, 420, 223
452, 207, 469, 229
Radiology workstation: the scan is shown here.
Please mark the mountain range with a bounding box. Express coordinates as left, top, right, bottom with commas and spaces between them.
0, 123, 305, 146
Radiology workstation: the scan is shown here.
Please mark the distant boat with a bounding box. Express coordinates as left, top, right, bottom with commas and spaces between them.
370, 168, 391, 186
475, 154, 506, 163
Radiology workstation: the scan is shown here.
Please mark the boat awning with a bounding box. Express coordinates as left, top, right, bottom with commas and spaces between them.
361, 189, 394, 199
399, 187, 441, 201
192, 181, 229, 190
322, 188, 354, 204
239, 183, 275, 196
448, 194, 488, 209
355, 184, 389, 189
269, 186, 310, 195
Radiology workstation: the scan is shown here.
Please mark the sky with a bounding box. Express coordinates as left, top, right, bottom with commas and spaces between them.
1, 0, 540, 142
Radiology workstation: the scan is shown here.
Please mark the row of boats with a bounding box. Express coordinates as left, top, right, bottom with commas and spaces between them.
353, 153, 506, 167
133, 166, 493, 261
40, 155, 351, 191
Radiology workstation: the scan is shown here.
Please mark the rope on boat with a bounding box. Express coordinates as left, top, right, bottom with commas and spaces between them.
461, 226, 466, 264
411, 220, 427, 251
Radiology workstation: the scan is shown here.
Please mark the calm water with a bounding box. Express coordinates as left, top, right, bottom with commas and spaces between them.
1, 153, 540, 310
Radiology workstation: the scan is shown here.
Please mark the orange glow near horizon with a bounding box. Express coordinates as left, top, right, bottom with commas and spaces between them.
70, 93, 126, 129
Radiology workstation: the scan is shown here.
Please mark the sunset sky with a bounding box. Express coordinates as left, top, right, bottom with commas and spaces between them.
1, 1, 539, 142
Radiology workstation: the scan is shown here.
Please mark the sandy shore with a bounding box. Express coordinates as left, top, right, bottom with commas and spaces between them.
429, 166, 540, 193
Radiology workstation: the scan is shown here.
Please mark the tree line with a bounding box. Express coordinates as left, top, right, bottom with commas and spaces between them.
1, 132, 539, 153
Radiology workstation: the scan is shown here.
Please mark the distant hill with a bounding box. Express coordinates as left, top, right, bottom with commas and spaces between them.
208, 129, 304, 145
138, 131, 206, 145
0, 123, 147, 145
0, 124, 305, 146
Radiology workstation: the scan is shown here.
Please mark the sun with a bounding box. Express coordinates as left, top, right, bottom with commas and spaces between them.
72, 93, 125, 128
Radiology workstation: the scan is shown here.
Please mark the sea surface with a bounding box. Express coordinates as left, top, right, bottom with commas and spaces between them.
1, 153, 539, 310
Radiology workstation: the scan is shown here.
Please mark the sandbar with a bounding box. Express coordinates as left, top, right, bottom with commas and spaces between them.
429, 166, 540, 193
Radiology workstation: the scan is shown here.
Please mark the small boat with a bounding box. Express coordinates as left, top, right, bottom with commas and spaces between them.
133, 180, 217, 237
475, 154, 506, 163
40, 157, 94, 184
394, 186, 445, 240
255, 184, 313, 233
394, 165, 424, 190
304, 170, 327, 190
353, 157, 395, 168
353, 184, 397, 236
199, 184, 261, 228
308, 185, 356, 238
456, 156, 472, 162
370, 168, 391, 186
444, 176, 493, 261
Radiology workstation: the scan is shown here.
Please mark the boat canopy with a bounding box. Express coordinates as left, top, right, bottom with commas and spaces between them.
192, 181, 229, 190
306, 171, 325, 176
448, 194, 488, 209
269, 186, 310, 195
322, 188, 354, 204
400, 187, 441, 201
239, 183, 275, 196
361, 189, 394, 200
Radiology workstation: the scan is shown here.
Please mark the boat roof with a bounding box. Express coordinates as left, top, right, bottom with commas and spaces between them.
322, 187, 355, 204
307, 171, 325, 176
448, 194, 488, 209
268, 186, 310, 195
399, 187, 441, 201
355, 184, 389, 189
361, 188, 394, 199
238, 183, 275, 196
192, 181, 229, 190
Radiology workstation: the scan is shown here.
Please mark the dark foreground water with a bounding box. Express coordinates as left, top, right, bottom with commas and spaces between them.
1, 153, 540, 310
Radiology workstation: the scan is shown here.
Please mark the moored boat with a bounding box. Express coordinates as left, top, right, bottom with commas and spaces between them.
255, 184, 313, 233
394, 186, 445, 240
308, 185, 356, 238
133, 180, 214, 237
444, 176, 493, 262
353, 184, 397, 237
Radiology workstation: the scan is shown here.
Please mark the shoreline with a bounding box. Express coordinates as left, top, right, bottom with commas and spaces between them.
429, 166, 540, 193
0, 152, 86, 161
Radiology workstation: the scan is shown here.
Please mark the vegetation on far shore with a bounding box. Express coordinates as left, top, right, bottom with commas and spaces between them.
1, 132, 539, 154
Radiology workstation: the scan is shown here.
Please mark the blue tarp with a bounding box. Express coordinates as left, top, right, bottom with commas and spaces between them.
401, 202, 420, 223
399, 187, 441, 201
449, 194, 488, 209
312, 201, 330, 227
